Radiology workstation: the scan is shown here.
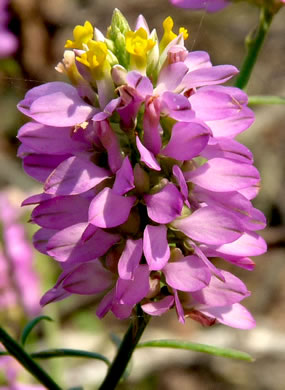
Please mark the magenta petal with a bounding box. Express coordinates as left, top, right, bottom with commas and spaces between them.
201, 138, 253, 164
113, 156, 135, 195
162, 121, 210, 160
97, 120, 123, 173
126, 71, 153, 97
189, 88, 242, 121
33, 228, 57, 254
143, 96, 162, 155
172, 165, 189, 206
182, 65, 238, 89
62, 260, 114, 294
111, 302, 133, 319
191, 270, 249, 307
118, 238, 143, 280
143, 225, 170, 271
141, 296, 174, 316
213, 232, 267, 257
96, 289, 114, 318
172, 206, 243, 245
155, 62, 188, 94
184, 51, 212, 72
31, 195, 90, 229
88, 188, 136, 228
185, 158, 260, 192
144, 183, 183, 224
174, 289, 185, 324
40, 285, 71, 306
44, 156, 110, 195
24, 154, 70, 183
161, 92, 195, 122
136, 136, 161, 171
18, 122, 89, 155
18, 82, 94, 126
206, 106, 255, 138
198, 303, 256, 329
116, 265, 150, 305
163, 255, 211, 291
47, 223, 120, 262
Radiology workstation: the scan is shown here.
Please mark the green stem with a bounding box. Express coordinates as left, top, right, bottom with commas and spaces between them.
0, 327, 62, 390
248, 95, 285, 105
99, 306, 150, 390
235, 7, 274, 90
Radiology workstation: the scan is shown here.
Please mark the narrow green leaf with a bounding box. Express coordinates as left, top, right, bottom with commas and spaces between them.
0, 327, 62, 389
248, 95, 285, 105
31, 348, 110, 366
21, 315, 53, 346
137, 339, 254, 362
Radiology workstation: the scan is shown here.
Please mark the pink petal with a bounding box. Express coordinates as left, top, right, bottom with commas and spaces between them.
113, 156, 135, 195
44, 156, 110, 195
88, 188, 136, 228
118, 238, 143, 280
213, 232, 267, 257
143, 96, 162, 155
198, 303, 256, 329
47, 223, 120, 262
141, 296, 174, 316
191, 270, 250, 306
143, 224, 170, 271
155, 62, 188, 94
185, 158, 260, 192
18, 122, 89, 155
162, 121, 210, 160
144, 183, 183, 224
31, 195, 90, 229
18, 82, 94, 126
172, 206, 243, 245
62, 260, 114, 294
136, 136, 161, 171
182, 65, 238, 89
163, 255, 211, 291
116, 265, 150, 305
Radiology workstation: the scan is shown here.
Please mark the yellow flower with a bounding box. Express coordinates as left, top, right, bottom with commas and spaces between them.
159, 16, 188, 53
76, 40, 108, 77
65, 21, 94, 49
125, 28, 155, 71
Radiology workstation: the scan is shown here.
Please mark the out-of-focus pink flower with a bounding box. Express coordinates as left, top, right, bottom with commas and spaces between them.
0, 352, 45, 389
0, 191, 41, 317
170, 0, 285, 12
17, 11, 266, 329
170, 0, 228, 12
0, 0, 17, 57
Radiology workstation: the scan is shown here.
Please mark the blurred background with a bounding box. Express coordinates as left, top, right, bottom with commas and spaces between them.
0, 0, 285, 389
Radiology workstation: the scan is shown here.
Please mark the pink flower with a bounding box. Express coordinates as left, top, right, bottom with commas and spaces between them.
17, 12, 266, 329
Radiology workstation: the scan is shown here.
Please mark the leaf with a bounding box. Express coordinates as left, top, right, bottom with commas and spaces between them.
31, 348, 110, 366
137, 339, 254, 362
21, 316, 53, 346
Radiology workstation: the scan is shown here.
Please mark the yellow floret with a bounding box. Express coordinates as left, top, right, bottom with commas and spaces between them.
76, 41, 108, 71
125, 28, 155, 57
65, 21, 94, 49
159, 16, 188, 52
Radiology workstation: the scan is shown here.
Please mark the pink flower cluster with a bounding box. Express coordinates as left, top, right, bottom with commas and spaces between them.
0, 191, 40, 317
17, 12, 266, 329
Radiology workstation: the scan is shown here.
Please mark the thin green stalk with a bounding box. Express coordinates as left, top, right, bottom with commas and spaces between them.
248, 95, 285, 105
0, 327, 62, 390
235, 7, 274, 90
99, 306, 150, 390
